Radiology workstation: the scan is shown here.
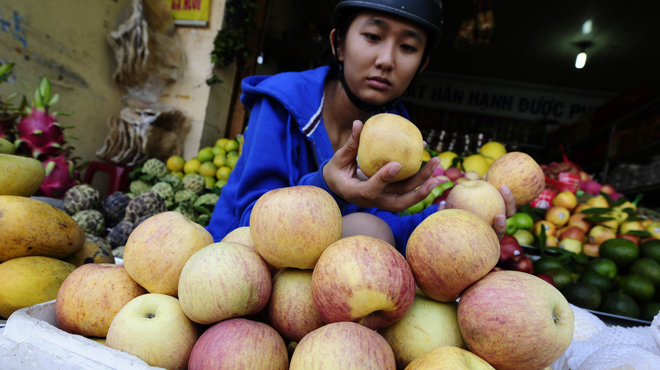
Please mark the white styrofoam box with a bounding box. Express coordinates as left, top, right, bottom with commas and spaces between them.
1, 300, 163, 370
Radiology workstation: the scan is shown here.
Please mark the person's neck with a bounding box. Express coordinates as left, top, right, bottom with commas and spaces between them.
323, 78, 371, 151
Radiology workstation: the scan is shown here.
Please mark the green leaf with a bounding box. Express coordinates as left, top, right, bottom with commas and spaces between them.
583, 216, 616, 222
580, 207, 614, 214
627, 230, 653, 238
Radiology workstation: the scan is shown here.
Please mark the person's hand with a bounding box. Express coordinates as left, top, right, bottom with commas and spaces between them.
323, 120, 442, 213
492, 185, 516, 240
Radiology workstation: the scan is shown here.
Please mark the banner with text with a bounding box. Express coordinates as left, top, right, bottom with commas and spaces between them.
402, 72, 616, 124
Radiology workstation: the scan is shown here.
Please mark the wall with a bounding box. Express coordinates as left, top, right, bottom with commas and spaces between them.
0, 0, 233, 167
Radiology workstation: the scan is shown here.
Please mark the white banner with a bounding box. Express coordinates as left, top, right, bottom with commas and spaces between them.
403, 72, 617, 124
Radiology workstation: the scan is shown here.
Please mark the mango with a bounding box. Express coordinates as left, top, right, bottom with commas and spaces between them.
65, 238, 115, 266
0, 137, 14, 154
0, 153, 45, 196
0, 195, 85, 262
0, 255, 76, 318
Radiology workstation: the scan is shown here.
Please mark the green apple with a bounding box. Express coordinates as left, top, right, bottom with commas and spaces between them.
506, 217, 518, 235
512, 212, 535, 230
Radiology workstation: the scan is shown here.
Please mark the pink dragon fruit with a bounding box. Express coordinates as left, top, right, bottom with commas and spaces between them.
16, 77, 66, 160
39, 152, 79, 198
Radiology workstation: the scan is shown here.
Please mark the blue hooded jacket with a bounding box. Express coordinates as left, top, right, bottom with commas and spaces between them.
206, 66, 438, 254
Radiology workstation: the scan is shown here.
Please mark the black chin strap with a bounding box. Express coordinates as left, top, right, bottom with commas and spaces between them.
337, 63, 398, 114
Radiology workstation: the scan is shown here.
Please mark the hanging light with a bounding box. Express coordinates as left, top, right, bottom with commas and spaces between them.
575, 51, 587, 69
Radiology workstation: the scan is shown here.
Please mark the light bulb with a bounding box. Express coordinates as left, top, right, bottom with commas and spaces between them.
575, 51, 587, 69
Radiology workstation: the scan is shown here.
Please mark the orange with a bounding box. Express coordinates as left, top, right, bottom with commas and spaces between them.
198, 162, 218, 178
552, 191, 577, 210
479, 141, 506, 160
166, 155, 185, 173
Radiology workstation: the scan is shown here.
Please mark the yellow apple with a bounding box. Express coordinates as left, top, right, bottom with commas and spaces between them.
546, 206, 571, 227
648, 222, 660, 239
405, 346, 494, 369
588, 225, 617, 246
357, 113, 424, 182
559, 238, 583, 254
378, 295, 464, 369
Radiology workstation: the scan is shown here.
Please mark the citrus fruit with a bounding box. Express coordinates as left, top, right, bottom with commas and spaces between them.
640, 302, 660, 321
584, 258, 618, 279
224, 139, 239, 152
630, 258, 660, 287
479, 141, 506, 160
226, 152, 240, 169
211, 146, 225, 157
213, 154, 227, 168
578, 270, 612, 292
215, 138, 231, 150
552, 191, 578, 210
640, 239, 660, 263
422, 149, 431, 162
183, 158, 201, 174
216, 166, 232, 181
601, 291, 640, 318
203, 176, 216, 188
616, 274, 656, 303
562, 281, 602, 310
215, 179, 228, 189
460, 154, 490, 176
436, 151, 458, 170
544, 267, 573, 290
197, 147, 215, 163
166, 155, 185, 172
533, 256, 566, 275
599, 238, 639, 267
512, 212, 534, 230
198, 162, 218, 178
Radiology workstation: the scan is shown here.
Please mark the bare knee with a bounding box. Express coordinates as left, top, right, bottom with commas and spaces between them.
342, 212, 395, 247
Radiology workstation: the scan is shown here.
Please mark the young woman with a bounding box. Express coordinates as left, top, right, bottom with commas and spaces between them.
207, 0, 515, 253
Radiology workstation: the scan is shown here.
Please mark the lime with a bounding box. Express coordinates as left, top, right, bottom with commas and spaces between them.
599, 238, 639, 268
166, 155, 185, 173
197, 147, 215, 163
214, 179, 228, 189
211, 146, 225, 157
213, 154, 227, 168
512, 212, 534, 230
562, 282, 602, 310
533, 256, 566, 275
215, 138, 231, 150
216, 166, 232, 181
198, 162, 218, 178
203, 176, 216, 188
601, 291, 641, 319
183, 158, 201, 174
226, 152, 240, 168
579, 270, 612, 293
584, 258, 618, 280
545, 267, 573, 290
616, 274, 655, 303
640, 302, 660, 321
640, 239, 660, 263
225, 140, 239, 152
630, 258, 660, 287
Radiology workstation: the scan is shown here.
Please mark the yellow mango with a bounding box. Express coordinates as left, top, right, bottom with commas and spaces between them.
0, 153, 45, 196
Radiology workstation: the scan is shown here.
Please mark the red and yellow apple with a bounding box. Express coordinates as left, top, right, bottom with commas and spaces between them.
405, 346, 494, 370
267, 268, 325, 342
290, 322, 396, 370
250, 185, 342, 269
444, 180, 505, 225
122, 211, 213, 296
55, 263, 147, 338
546, 206, 571, 227
457, 270, 574, 370
178, 242, 272, 325
406, 209, 500, 302
588, 225, 617, 246
311, 235, 415, 330
188, 318, 288, 370
485, 151, 545, 206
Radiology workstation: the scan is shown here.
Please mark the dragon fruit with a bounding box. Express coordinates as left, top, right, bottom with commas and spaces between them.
16, 77, 67, 160
39, 152, 79, 198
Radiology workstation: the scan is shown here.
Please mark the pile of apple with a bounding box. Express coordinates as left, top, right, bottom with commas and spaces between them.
51, 150, 575, 370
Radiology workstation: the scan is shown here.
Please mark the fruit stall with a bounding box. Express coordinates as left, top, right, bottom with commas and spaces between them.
3, 1, 660, 369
